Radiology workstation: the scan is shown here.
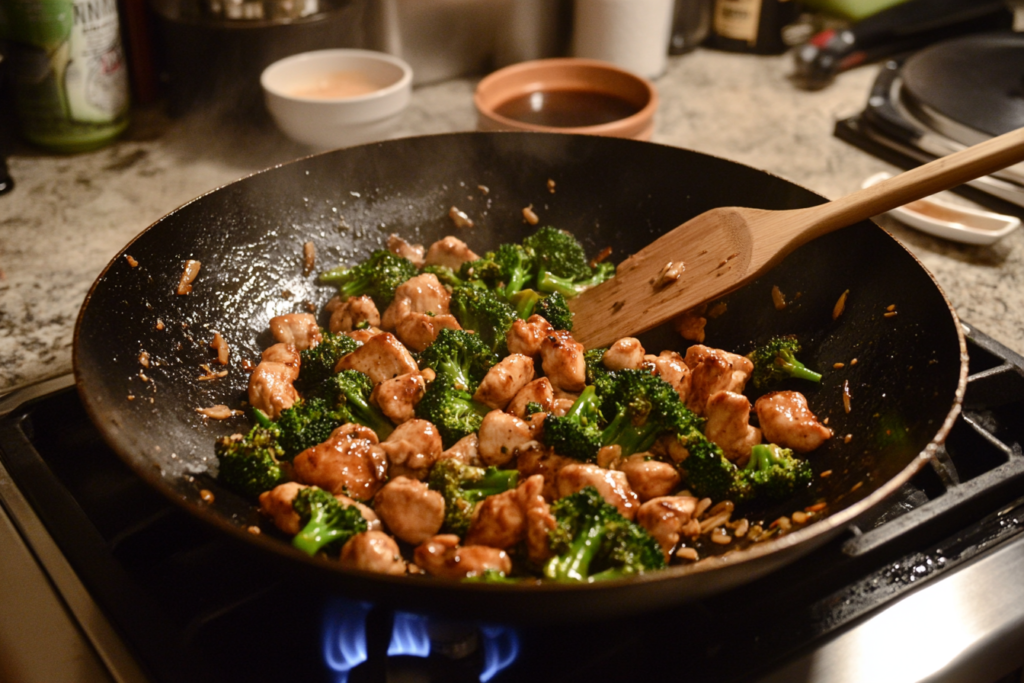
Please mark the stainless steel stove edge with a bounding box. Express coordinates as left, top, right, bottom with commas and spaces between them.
0, 433, 149, 683
758, 528, 1024, 683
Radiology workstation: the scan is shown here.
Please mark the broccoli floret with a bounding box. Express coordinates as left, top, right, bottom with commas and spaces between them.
597, 369, 701, 457
417, 328, 497, 391
748, 335, 823, 389
534, 291, 574, 331
421, 264, 468, 289
544, 487, 664, 581
491, 242, 536, 298
524, 401, 546, 417
428, 459, 519, 536
523, 226, 593, 281
312, 370, 394, 441
678, 433, 753, 503
536, 261, 616, 299
584, 347, 612, 383
415, 372, 492, 448
743, 443, 813, 501
458, 255, 504, 287
510, 289, 542, 320
268, 399, 346, 459
291, 487, 368, 556
318, 250, 418, 309
449, 285, 518, 356
297, 330, 359, 389
543, 386, 603, 461
215, 425, 287, 498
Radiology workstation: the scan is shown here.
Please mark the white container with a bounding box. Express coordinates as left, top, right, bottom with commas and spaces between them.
862, 172, 1021, 245
572, 0, 676, 79
261, 49, 413, 150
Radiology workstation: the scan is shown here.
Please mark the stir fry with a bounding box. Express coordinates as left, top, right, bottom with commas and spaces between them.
214, 227, 832, 581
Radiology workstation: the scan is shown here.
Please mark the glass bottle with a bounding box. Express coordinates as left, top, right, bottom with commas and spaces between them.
708, 0, 799, 55
1, 0, 130, 152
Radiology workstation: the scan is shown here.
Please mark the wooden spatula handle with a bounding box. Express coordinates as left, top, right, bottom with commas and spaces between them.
801, 125, 1024, 240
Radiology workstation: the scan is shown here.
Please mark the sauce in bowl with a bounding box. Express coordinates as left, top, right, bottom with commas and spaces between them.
289, 70, 382, 99
493, 89, 642, 128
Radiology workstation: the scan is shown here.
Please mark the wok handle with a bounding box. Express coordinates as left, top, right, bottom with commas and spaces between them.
804, 125, 1024, 237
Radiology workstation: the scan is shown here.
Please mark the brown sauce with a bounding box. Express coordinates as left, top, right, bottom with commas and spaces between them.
494, 89, 642, 128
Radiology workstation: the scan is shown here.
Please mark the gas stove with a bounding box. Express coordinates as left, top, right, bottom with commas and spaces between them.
835, 31, 1024, 213
2, 324, 1024, 683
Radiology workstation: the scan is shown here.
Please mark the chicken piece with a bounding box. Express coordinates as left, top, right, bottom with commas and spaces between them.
373, 476, 445, 545
335, 493, 382, 531
478, 410, 535, 466
378, 419, 443, 479
555, 463, 640, 521
463, 474, 553, 564
646, 350, 691, 402
684, 345, 754, 416
550, 398, 575, 417
506, 377, 555, 418
259, 482, 308, 535
673, 306, 707, 343
380, 273, 461, 351
464, 488, 525, 549
345, 327, 382, 344
292, 424, 388, 500
387, 234, 425, 268
637, 496, 700, 559
520, 474, 556, 564
439, 433, 483, 467
259, 483, 382, 535
413, 534, 512, 579
371, 371, 426, 425
517, 443, 575, 501
596, 444, 623, 470
603, 337, 646, 371
705, 390, 762, 464
339, 531, 406, 575
248, 361, 299, 418
381, 273, 453, 329
473, 354, 535, 410
505, 315, 554, 358
395, 312, 462, 353
618, 453, 682, 502
329, 295, 381, 334
540, 329, 586, 393
260, 343, 301, 381
269, 313, 322, 351
654, 433, 691, 465
334, 332, 418, 384
755, 391, 833, 453
423, 236, 480, 270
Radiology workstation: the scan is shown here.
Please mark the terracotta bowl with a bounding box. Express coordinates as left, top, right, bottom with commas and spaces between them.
474, 58, 658, 140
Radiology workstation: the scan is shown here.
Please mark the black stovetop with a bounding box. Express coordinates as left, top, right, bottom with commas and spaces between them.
2, 326, 1024, 683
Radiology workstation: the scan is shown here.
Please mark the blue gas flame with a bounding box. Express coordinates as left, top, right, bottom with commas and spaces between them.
322, 598, 372, 683
479, 625, 520, 682
387, 612, 431, 657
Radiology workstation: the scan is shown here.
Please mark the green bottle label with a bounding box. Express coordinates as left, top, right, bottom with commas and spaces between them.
2, 0, 129, 152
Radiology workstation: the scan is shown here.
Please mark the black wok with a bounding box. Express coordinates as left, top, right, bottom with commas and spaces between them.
74, 132, 966, 622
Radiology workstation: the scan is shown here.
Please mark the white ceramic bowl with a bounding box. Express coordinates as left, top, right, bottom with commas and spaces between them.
261, 49, 413, 150
862, 172, 1021, 245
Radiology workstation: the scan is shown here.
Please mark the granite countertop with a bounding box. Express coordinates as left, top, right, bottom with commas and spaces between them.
2, 48, 1023, 396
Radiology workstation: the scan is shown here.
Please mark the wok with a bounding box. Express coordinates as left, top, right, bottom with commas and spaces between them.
74, 132, 967, 622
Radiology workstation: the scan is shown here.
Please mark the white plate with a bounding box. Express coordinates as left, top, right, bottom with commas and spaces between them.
862, 172, 1021, 245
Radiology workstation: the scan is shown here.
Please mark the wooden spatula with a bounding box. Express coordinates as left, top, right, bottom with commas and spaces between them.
568, 126, 1024, 348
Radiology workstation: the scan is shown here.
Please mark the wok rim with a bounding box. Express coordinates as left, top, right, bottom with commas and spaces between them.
71, 130, 970, 599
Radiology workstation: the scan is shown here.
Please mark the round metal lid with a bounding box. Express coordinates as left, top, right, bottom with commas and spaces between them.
900, 32, 1024, 146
